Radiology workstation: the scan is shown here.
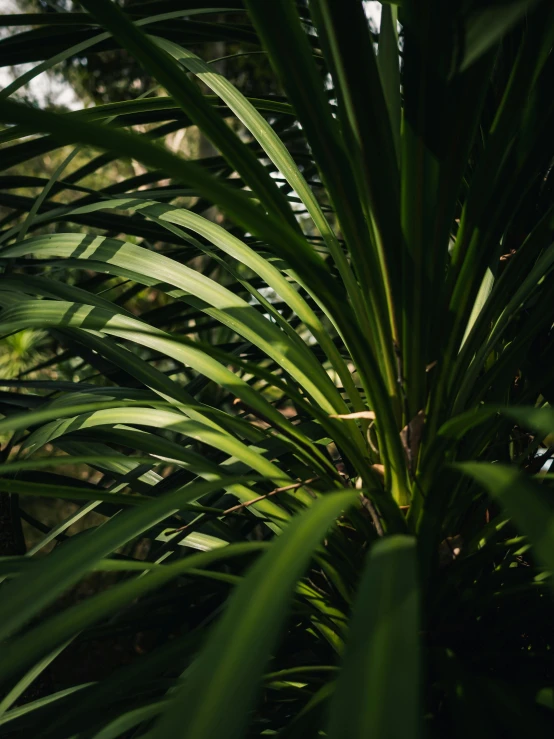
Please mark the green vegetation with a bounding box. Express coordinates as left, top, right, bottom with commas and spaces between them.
0, 1, 553, 736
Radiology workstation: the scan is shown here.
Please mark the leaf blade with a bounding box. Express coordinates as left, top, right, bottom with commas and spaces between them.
327, 535, 421, 739
149, 491, 358, 739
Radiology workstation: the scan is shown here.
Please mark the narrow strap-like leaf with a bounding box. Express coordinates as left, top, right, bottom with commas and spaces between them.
458, 463, 554, 592
327, 535, 421, 739
148, 491, 358, 739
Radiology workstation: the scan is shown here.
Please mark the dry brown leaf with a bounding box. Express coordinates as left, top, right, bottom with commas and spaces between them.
371, 464, 385, 479
329, 411, 376, 420
400, 410, 425, 473
438, 535, 463, 568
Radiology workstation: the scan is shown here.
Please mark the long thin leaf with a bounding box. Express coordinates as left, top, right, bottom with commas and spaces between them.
326, 535, 420, 739
0, 476, 255, 643
458, 463, 554, 591
148, 491, 357, 739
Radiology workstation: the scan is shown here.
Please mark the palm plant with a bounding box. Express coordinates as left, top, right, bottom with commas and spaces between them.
0, 1, 553, 736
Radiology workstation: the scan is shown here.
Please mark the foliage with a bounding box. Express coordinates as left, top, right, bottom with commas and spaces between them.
0, 1, 553, 737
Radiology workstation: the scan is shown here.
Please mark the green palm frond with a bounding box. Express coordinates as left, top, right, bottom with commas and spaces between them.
0, 1, 553, 736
